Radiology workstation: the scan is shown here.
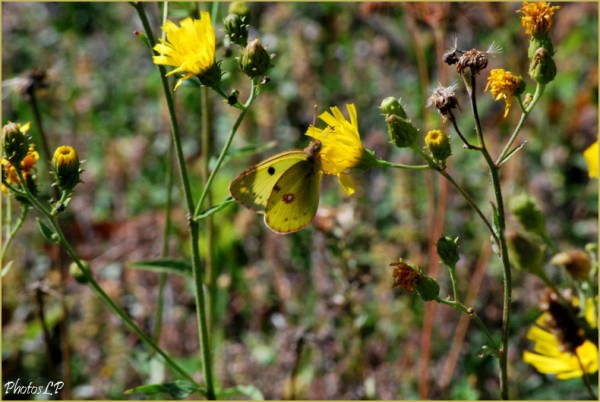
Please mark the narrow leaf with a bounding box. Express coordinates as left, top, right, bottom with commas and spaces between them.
217, 385, 265, 400
2, 261, 14, 277
36, 218, 58, 243
125, 380, 204, 399
128, 259, 192, 277
196, 197, 235, 220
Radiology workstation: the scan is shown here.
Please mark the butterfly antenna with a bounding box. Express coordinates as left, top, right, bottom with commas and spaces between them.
312, 104, 318, 127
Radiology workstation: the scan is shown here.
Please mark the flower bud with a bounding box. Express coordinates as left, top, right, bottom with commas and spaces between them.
507, 230, 545, 275
228, 1, 250, 21
2, 122, 30, 165
379, 97, 407, 118
239, 39, 271, 78
380, 98, 418, 148
224, 13, 249, 47
551, 250, 591, 281
529, 47, 556, 85
437, 236, 459, 267
416, 275, 440, 302
425, 130, 452, 163
528, 34, 554, 59
52, 145, 81, 192
510, 194, 548, 236
69, 261, 90, 284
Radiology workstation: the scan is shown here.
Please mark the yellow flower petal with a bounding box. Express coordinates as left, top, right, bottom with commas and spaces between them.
583, 141, 598, 178
338, 173, 355, 195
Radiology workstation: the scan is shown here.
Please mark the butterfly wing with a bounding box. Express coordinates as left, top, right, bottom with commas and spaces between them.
229, 151, 310, 212
264, 159, 322, 234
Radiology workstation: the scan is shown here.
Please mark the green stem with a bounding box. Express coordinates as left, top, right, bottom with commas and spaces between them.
15, 168, 198, 386
193, 79, 259, 219
435, 297, 499, 355
467, 72, 511, 400
132, 4, 217, 398
375, 159, 429, 170
496, 83, 545, 166
447, 263, 460, 304
1, 202, 29, 262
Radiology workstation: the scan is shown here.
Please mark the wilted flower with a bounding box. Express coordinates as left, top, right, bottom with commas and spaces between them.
426, 83, 460, 118
485, 69, 525, 118
517, 1, 561, 36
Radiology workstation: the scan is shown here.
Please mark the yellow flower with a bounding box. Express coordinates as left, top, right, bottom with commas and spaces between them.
152, 12, 215, 91
2, 144, 39, 194
523, 298, 598, 379
306, 104, 364, 195
517, 2, 561, 36
485, 69, 523, 118
583, 141, 598, 178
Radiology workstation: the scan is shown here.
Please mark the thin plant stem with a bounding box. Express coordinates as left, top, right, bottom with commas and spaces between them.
133, 3, 216, 397
496, 83, 546, 166
193, 79, 258, 218
1, 202, 29, 261
375, 159, 429, 170
152, 0, 172, 348
200, 85, 216, 330
14, 168, 199, 387
466, 71, 512, 400
435, 297, 499, 355
447, 263, 460, 304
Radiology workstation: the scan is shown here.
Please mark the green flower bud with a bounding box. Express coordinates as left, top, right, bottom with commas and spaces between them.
2, 122, 30, 165
380, 97, 407, 118
224, 13, 249, 47
69, 261, 90, 284
385, 114, 419, 148
228, 1, 250, 21
529, 47, 556, 85
425, 130, 452, 163
507, 230, 545, 275
510, 194, 546, 235
199, 61, 223, 89
528, 34, 554, 59
416, 275, 440, 302
437, 236, 459, 267
239, 39, 272, 78
52, 145, 81, 192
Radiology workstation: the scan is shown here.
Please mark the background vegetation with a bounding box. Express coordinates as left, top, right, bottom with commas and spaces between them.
2, 2, 597, 399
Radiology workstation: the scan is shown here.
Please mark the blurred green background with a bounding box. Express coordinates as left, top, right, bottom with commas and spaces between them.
2, 2, 597, 400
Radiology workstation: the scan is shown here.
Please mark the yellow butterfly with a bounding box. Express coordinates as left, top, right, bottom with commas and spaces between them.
229, 140, 323, 234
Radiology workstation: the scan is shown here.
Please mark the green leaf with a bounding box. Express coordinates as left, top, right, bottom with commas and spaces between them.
36, 218, 59, 243
196, 197, 235, 220
125, 380, 204, 399
2, 261, 14, 277
127, 259, 192, 277
133, 31, 152, 50
217, 385, 264, 400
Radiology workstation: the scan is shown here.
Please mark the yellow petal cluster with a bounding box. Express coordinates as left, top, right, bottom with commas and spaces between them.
517, 2, 561, 36
2, 144, 39, 193
152, 12, 215, 91
523, 298, 598, 379
485, 69, 521, 118
306, 104, 363, 195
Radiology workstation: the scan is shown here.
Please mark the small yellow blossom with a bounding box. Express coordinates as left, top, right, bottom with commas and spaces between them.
523, 298, 598, 379
583, 141, 598, 178
152, 12, 215, 91
53, 145, 81, 191
517, 2, 561, 36
485, 69, 523, 118
306, 104, 364, 195
2, 144, 39, 194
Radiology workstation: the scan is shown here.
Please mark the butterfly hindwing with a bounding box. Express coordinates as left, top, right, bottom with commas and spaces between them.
264, 159, 322, 234
229, 151, 310, 211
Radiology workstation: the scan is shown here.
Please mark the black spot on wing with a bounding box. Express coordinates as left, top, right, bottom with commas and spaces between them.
268, 166, 276, 175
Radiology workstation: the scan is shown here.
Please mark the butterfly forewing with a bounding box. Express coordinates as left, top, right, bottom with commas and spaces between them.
264, 159, 322, 233
229, 151, 310, 211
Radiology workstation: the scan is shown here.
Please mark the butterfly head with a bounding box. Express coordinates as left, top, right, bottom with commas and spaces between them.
304, 139, 322, 157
